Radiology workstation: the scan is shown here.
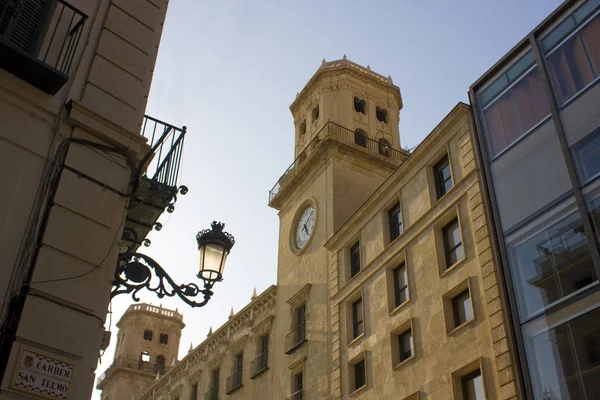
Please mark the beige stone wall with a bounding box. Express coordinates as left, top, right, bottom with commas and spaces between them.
0, 0, 172, 398
326, 104, 520, 399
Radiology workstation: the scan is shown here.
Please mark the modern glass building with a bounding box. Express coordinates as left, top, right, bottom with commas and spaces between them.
470, 0, 600, 398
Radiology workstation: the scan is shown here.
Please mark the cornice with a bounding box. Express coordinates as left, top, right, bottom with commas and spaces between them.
138, 285, 277, 400
286, 283, 312, 306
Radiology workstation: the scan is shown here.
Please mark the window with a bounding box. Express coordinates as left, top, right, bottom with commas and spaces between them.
461, 370, 484, 400
388, 202, 402, 242
354, 96, 366, 114
434, 155, 452, 199
226, 352, 243, 393
143, 329, 153, 341
299, 120, 306, 136
291, 371, 303, 400
350, 241, 361, 278
442, 218, 464, 268
392, 263, 408, 308
354, 129, 368, 147
543, 10, 600, 105
376, 106, 389, 123
206, 368, 219, 400
312, 104, 319, 122
572, 126, 600, 184
159, 333, 169, 344
525, 306, 600, 399
478, 50, 551, 158
351, 358, 367, 392
140, 351, 150, 363
352, 298, 364, 339
251, 334, 269, 377
156, 355, 165, 375
452, 289, 473, 329
507, 203, 596, 321
378, 138, 391, 156
398, 328, 413, 363
191, 383, 198, 400
287, 304, 307, 353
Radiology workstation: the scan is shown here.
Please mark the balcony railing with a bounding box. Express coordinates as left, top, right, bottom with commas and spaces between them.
269, 121, 408, 202
96, 357, 170, 387
286, 390, 305, 400
285, 322, 306, 354
225, 370, 243, 394
204, 387, 218, 400
250, 351, 269, 378
141, 115, 186, 188
0, 0, 87, 94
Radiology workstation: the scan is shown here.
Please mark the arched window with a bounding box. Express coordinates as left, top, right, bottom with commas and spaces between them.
143, 329, 153, 341
378, 138, 392, 157
140, 351, 150, 363
376, 106, 389, 124
299, 120, 306, 136
156, 355, 165, 375
160, 333, 169, 344
354, 129, 368, 148
354, 96, 366, 114
312, 104, 320, 122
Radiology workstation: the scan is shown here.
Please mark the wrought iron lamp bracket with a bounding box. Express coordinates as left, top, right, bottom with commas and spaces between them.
111, 252, 215, 308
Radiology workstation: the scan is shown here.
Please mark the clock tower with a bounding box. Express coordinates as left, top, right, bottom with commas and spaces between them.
268, 57, 408, 398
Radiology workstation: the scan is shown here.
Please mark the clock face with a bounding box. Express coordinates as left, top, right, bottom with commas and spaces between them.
295, 205, 315, 250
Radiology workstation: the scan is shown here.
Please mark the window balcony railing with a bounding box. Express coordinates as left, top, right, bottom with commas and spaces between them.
285, 322, 307, 354
140, 115, 187, 189
249, 351, 269, 378
286, 390, 305, 400
269, 121, 408, 202
0, 0, 87, 94
204, 387, 218, 400
225, 370, 243, 394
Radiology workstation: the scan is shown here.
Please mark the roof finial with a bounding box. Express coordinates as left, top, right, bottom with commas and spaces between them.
188, 342, 193, 353
229, 307, 234, 319
322, 58, 326, 65
251, 287, 257, 300
388, 74, 393, 83
343, 54, 347, 60
367, 65, 371, 70
207, 326, 213, 337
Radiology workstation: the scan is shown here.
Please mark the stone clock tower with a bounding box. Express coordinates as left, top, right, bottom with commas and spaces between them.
268, 57, 407, 398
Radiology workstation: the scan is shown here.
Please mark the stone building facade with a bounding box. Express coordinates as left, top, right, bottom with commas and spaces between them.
0, 0, 185, 399
102, 59, 522, 400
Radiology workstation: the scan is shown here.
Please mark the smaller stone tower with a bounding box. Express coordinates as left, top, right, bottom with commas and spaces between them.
97, 304, 185, 400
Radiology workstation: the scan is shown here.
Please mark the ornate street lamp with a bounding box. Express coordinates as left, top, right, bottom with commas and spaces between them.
111, 221, 235, 308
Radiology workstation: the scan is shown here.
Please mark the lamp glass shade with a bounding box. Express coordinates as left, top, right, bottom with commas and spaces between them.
199, 243, 228, 281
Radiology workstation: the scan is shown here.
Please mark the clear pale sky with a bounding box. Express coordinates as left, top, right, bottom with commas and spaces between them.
94, 1, 563, 398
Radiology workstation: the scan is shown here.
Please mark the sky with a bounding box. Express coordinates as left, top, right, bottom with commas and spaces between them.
94, 1, 564, 398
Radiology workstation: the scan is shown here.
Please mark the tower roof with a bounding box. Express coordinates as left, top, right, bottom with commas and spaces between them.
290, 56, 402, 112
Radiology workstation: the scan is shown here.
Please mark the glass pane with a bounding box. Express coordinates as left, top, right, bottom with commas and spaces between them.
462, 370, 485, 400
572, 127, 600, 184
399, 329, 413, 361
588, 191, 600, 243
547, 33, 596, 104
574, 0, 600, 24
483, 91, 522, 157
542, 16, 576, 53
507, 206, 596, 320
525, 307, 600, 399
490, 120, 571, 231
582, 15, 600, 77
512, 69, 551, 132
453, 290, 472, 327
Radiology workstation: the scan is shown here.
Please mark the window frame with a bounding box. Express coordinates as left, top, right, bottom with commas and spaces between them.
354, 128, 368, 148
442, 217, 465, 271
346, 288, 366, 345
391, 318, 415, 369
348, 352, 368, 395
451, 359, 486, 400
432, 154, 453, 201
143, 329, 153, 341
353, 96, 367, 115
443, 279, 476, 335
385, 251, 410, 315
349, 240, 361, 279
388, 201, 403, 243
351, 297, 364, 340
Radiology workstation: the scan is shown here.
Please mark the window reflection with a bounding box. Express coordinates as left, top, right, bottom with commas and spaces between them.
526, 306, 600, 399
572, 127, 600, 184
508, 207, 596, 319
